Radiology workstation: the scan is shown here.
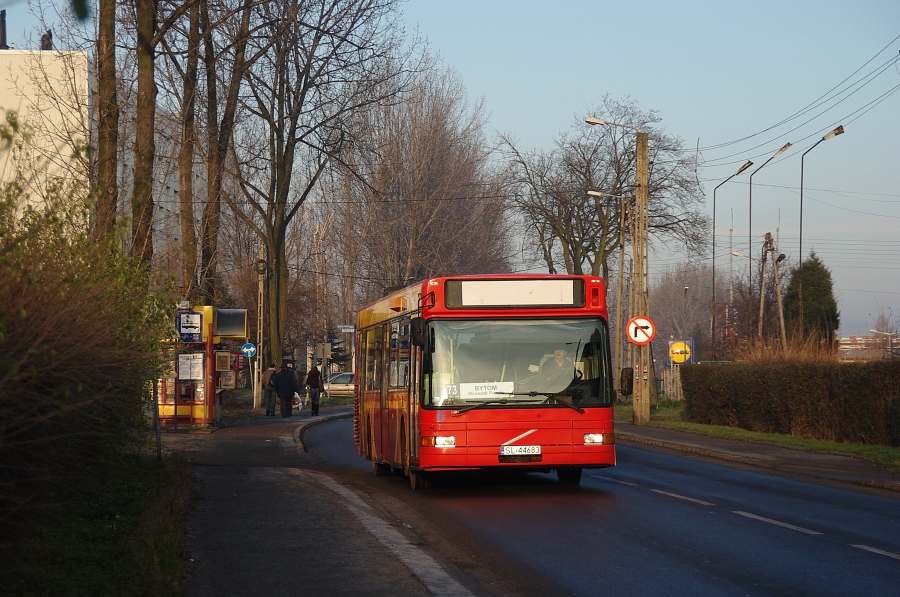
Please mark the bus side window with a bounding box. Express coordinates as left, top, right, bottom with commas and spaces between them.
365, 329, 379, 390
399, 361, 409, 387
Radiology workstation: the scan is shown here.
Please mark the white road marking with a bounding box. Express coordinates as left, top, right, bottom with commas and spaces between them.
851, 544, 900, 561
650, 489, 715, 506
592, 474, 638, 486
296, 470, 475, 597
733, 511, 822, 535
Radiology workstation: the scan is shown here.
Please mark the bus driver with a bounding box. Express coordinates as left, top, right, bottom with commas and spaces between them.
540, 348, 574, 388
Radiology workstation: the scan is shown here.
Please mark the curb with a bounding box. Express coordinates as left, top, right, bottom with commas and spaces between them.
294, 409, 354, 452
617, 432, 900, 493
616, 432, 776, 470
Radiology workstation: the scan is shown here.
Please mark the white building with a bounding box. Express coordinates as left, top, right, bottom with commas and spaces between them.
0, 49, 89, 207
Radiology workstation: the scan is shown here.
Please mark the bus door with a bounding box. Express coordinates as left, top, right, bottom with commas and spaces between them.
391, 319, 413, 466
362, 327, 383, 459
381, 322, 399, 464
405, 323, 420, 466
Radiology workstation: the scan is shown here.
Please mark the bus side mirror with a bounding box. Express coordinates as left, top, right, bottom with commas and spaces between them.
410, 317, 426, 347
619, 367, 634, 396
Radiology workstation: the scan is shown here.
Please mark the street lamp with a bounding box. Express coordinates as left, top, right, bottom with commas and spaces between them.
748, 142, 791, 312
588, 190, 630, 379
712, 160, 753, 360
870, 329, 899, 359
585, 116, 651, 425
799, 125, 844, 325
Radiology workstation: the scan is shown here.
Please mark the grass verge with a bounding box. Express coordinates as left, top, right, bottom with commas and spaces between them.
0, 452, 195, 596
615, 400, 900, 473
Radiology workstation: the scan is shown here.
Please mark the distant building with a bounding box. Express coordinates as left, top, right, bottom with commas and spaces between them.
0, 49, 89, 208
838, 336, 891, 361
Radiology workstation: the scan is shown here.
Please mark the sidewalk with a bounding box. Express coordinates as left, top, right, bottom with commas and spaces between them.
163, 405, 481, 597
615, 420, 900, 492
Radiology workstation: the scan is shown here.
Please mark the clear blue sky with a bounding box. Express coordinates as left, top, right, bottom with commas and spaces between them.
401, 0, 900, 336
2, 0, 898, 335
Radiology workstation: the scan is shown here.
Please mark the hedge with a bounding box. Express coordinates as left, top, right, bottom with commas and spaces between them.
681, 361, 900, 446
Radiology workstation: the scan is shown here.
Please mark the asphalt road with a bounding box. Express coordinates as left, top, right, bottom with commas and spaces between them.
307, 418, 900, 596
166, 409, 900, 596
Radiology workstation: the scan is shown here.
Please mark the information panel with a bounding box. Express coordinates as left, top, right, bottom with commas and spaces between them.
446, 279, 583, 308
177, 353, 205, 381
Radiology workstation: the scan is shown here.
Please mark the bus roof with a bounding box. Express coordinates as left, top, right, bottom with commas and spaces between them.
356, 274, 608, 329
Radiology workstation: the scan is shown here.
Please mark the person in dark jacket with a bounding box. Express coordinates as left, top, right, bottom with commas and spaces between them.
305, 365, 325, 416
272, 363, 299, 417
261, 364, 277, 416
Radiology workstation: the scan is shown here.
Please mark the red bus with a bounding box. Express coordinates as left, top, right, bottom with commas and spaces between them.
354, 275, 616, 489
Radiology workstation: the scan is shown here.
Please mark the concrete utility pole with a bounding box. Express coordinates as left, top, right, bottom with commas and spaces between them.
770, 236, 788, 349
632, 131, 651, 425
584, 117, 650, 425
254, 243, 266, 410
756, 232, 788, 349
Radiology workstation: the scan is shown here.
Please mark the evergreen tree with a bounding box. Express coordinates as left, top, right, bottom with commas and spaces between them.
783, 252, 840, 342
329, 340, 353, 370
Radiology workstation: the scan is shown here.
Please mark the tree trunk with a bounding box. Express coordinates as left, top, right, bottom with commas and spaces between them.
265, 223, 288, 367
92, 0, 118, 242
178, 2, 200, 292
199, 0, 252, 303
130, 0, 158, 270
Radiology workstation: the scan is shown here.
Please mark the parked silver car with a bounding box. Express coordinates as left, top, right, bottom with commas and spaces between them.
323, 372, 354, 399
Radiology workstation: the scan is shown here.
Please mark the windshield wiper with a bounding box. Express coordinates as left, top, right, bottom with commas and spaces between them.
452, 399, 512, 416
452, 392, 586, 416
510, 391, 585, 414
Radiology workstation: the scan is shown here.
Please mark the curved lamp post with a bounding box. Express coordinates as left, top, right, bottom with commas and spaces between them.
712, 160, 753, 360
587, 190, 630, 379
748, 142, 791, 319
799, 125, 844, 324
870, 329, 899, 360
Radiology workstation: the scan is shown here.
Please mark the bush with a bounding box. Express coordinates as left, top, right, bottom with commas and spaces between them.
0, 170, 171, 557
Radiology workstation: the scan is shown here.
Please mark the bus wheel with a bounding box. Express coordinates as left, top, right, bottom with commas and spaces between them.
556, 467, 582, 486
409, 469, 430, 490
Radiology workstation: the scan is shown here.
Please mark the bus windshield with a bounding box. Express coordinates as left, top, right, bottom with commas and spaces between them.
422, 318, 614, 409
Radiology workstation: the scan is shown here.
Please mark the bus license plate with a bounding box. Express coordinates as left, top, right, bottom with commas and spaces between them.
500, 445, 541, 456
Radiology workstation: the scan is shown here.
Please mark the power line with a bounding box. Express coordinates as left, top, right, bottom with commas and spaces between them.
696, 35, 900, 154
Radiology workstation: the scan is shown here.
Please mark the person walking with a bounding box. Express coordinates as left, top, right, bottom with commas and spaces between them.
305, 365, 325, 416
272, 362, 300, 417
261, 364, 277, 416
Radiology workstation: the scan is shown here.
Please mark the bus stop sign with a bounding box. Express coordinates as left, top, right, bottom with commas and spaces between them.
176, 311, 203, 343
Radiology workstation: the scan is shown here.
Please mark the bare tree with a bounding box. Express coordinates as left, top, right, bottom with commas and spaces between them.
504, 96, 707, 279
128, 0, 157, 269
650, 264, 714, 362
225, 0, 414, 366
329, 62, 513, 310
158, 0, 202, 292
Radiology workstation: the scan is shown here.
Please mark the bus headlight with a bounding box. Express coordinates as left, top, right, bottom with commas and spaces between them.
421, 435, 456, 448
583, 433, 614, 445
